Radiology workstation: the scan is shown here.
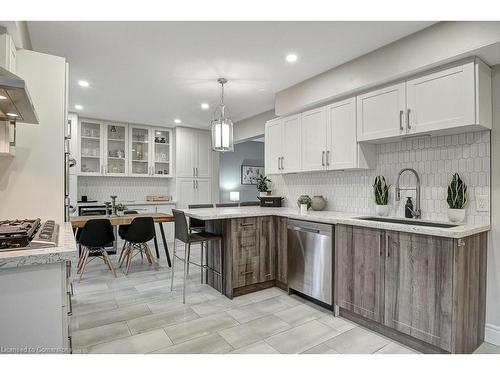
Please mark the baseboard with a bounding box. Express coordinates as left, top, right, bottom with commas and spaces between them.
485, 323, 500, 346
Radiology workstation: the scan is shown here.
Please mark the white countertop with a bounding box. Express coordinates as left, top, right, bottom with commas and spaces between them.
180, 207, 490, 239
0, 222, 78, 269
77, 200, 177, 207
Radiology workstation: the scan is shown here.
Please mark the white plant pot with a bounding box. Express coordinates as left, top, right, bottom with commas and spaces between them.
448, 208, 466, 223
375, 204, 389, 217
300, 204, 308, 215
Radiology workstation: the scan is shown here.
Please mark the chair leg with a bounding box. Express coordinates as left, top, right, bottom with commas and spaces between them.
143, 243, 153, 265
119, 243, 131, 268
144, 243, 158, 268
77, 247, 90, 275
125, 246, 133, 275
183, 243, 191, 304
77, 250, 84, 271
170, 239, 176, 291
78, 249, 90, 282
102, 250, 117, 278
118, 241, 127, 264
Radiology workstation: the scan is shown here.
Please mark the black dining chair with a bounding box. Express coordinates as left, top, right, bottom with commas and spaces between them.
239, 201, 261, 206
170, 209, 222, 303
77, 219, 116, 281
187, 204, 213, 233
117, 210, 138, 264
215, 203, 239, 207
119, 217, 158, 274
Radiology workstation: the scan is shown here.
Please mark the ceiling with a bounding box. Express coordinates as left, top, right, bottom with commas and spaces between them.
27, 21, 435, 128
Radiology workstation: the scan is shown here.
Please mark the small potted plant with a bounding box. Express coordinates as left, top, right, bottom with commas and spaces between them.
447, 173, 467, 223
297, 195, 312, 215
373, 176, 390, 216
115, 203, 128, 216
256, 175, 272, 197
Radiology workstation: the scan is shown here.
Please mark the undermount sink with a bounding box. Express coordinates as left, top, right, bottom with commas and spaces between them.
356, 217, 458, 228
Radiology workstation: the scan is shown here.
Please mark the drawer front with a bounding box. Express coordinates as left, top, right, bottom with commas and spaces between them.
231, 217, 258, 232
231, 229, 259, 288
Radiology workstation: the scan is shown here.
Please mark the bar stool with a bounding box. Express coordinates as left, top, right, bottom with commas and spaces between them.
77, 219, 116, 281
119, 217, 158, 274
170, 209, 222, 303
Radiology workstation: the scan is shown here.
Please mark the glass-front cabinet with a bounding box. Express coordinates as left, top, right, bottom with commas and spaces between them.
130, 126, 151, 176
78, 119, 172, 177
79, 120, 103, 175
152, 128, 171, 177
105, 122, 128, 176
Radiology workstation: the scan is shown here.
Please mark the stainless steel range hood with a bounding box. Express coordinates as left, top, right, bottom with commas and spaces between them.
0, 66, 38, 124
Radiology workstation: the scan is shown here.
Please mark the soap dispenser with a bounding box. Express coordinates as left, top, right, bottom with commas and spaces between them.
405, 197, 414, 218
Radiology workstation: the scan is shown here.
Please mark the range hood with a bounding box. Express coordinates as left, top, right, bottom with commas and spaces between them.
0, 66, 38, 124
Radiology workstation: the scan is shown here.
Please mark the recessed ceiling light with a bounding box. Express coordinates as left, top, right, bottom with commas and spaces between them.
0, 95, 7, 100
174, 119, 181, 124
78, 80, 89, 87
201, 103, 209, 110
74, 104, 83, 110
285, 54, 298, 63
6, 112, 18, 117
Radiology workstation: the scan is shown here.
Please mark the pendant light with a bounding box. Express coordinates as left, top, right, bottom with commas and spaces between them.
211, 78, 234, 152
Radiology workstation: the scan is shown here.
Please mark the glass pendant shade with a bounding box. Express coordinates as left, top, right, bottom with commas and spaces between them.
210, 78, 234, 152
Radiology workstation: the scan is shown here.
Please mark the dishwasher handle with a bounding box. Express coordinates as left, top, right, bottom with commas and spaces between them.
290, 226, 320, 234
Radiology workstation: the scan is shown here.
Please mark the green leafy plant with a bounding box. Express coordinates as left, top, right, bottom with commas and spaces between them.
447, 173, 467, 209
256, 175, 271, 193
115, 203, 128, 212
373, 176, 390, 205
297, 195, 312, 208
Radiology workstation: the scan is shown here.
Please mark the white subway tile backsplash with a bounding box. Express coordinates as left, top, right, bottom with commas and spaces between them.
270, 131, 491, 225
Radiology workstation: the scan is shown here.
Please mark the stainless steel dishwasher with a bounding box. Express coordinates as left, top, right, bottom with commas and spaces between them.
287, 219, 333, 306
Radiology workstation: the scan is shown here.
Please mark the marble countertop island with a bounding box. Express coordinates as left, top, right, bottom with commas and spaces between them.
0, 222, 78, 269
180, 206, 490, 239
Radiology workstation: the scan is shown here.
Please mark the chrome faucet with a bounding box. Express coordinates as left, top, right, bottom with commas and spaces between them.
395, 168, 421, 219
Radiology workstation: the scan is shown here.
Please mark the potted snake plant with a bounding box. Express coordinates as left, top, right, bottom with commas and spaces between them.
373, 176, 390, 216
447, 173, 467, 223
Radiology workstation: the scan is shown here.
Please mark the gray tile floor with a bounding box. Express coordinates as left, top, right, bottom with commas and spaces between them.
70, 244, 500, 354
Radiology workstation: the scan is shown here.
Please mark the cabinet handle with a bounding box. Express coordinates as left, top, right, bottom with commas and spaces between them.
67, 291, 73, 316
407, 109, 411, 130
240, 271, 253, 275
281, 157, 284, 170
240, 223, 254, 227
321, 151, 325, 166
399, 110, 404, 131
326, 150, 330, 166
385, 234, 390, 257
196, 167, 198, 177
193, 167, 196, 177
195, 180, 198, 189
68, 335, 73, 354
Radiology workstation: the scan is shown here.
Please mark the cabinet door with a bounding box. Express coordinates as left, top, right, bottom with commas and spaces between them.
335, 225, 384, 322
130, 126, 151, 176
282, 114, 302, 173
356, 82, 406, 141
257, 216, 276, 283
104, 122, 128, 176
406, 63, 475, 135
196, 130, 212, 178
79, 119, 103, 175
231, 218, 260, 288
194, 178, 212, 204
175, 178, 195, 209
275, 217, 288, 286
175, 128, 197, 177
326, 97, 358, 170
265, 119, 282, 174
151, 128, 172, 177
301, 107, 327, 172
384, 231, 453, 351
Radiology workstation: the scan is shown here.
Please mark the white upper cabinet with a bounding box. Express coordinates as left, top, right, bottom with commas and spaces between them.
151, 128, 172, 177
175, 127, 213, 178
264, 118, 282, 174
357, 59, 491, 142
357, 82, 406, 142
406, 62, 476, 134
301, 107, 327, 171
129, 125, 151, 177
105, 122, 128, 176
79, 119, 104, 176
281, 115, 302, 173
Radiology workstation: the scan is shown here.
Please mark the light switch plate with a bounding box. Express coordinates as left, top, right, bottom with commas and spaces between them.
476, 194, 490, 212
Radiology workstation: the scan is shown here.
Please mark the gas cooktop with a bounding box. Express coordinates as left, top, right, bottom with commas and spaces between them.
0, 219, 59, 252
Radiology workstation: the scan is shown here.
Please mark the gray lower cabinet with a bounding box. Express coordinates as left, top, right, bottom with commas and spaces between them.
335, 225, 384, 322
275, 216, 288, 286
335, 224, 487, 353
384, 231, 454, 351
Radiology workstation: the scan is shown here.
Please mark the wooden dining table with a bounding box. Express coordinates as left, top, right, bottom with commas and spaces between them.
70, 213, 174, 267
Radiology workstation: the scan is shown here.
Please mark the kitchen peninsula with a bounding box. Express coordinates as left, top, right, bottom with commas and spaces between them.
181, 206, 489, 354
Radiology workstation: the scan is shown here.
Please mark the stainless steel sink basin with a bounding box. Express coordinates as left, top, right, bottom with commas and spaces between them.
356, 217, 458, 228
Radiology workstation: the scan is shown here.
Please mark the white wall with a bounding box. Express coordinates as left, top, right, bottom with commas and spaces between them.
275, 21, 500, 116
234, 109, 275, 143
0, 49, 67, 222
486, 65, 500, 345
